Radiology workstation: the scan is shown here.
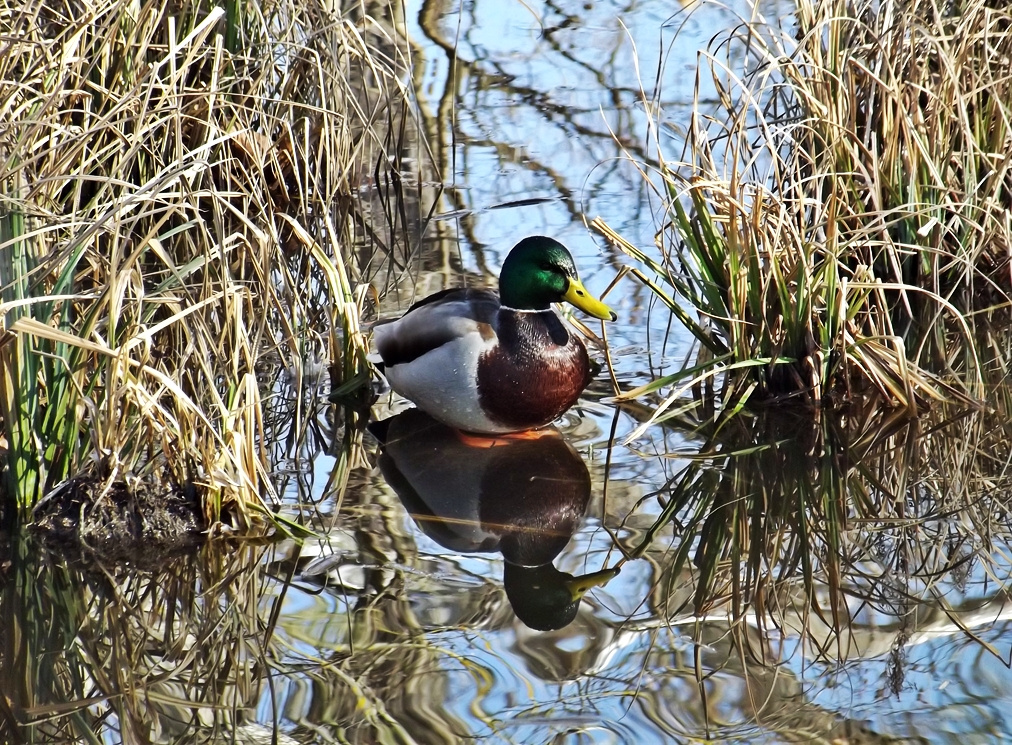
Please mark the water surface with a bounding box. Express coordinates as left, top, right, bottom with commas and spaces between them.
9, 1, 1012, 743
263, 1, 1012, 743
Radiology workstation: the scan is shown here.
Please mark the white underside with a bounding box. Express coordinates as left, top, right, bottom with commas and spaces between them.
377, 324, 511, 433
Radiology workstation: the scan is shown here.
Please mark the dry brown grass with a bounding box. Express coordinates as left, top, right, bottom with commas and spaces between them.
594, 0, 1012, 434
0, 0, 414, 523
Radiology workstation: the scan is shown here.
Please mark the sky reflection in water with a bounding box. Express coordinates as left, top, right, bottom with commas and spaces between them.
269, 1, 1012, 742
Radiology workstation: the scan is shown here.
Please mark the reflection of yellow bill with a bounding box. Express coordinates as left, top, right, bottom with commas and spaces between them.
566, 567, 621, 601
563, 278, 617, 321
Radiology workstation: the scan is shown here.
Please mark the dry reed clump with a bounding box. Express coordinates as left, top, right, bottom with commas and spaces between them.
0, 0, 409, 525
594, 0, 1012, 435
592, 0, 1012, 673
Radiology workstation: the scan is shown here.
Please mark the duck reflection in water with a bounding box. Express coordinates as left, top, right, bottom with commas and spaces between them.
369, 408, 617, 631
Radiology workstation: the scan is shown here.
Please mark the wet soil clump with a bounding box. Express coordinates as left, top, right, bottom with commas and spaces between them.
31, 474, 206, 567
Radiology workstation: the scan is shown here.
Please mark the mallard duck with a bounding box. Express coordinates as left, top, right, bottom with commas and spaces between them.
373, 236, 616, 434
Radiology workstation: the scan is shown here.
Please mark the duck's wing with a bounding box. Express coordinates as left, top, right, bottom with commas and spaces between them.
374, 288, 500, 367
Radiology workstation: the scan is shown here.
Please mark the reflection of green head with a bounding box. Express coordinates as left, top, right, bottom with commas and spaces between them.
503, 563, 619, 631
499, 236, 616, 320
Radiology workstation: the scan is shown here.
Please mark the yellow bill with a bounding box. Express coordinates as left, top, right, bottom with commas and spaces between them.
562, 278, 617, 321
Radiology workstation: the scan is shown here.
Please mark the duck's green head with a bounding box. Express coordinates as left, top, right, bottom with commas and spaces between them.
499, 236, 617, 320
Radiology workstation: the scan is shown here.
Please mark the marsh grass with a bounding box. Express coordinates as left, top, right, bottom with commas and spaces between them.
595, 0, 1012, 433
588, 0, 1012, 725
0, 536, 282, 742
0, 0, 414, 522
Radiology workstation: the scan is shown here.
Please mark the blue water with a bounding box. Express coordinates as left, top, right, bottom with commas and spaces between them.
262, 1, 1012, 743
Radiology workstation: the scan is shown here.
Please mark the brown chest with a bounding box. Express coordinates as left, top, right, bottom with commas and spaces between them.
476, 312, 592, 430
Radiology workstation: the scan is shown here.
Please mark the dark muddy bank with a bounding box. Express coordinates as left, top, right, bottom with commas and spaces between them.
30, 474, 205, 567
